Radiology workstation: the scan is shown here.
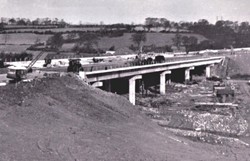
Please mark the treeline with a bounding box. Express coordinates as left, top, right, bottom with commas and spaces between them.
0, 51, 32, 61
144, 18, 250, 50
3, 17, 250, 53
0, 17, 67, 27
189, 19, 250, 48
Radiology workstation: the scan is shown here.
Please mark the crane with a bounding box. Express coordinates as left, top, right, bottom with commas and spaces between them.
7, 51, 47, 81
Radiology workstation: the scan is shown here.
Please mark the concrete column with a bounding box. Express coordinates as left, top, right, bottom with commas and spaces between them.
185, 67, 194, 81
160, 70, 171, 95
92, 81, 103, 88
129, 75, 142, 105
206, 65, 213, 78
104, 80, 111, 92
185, 69, 190, 81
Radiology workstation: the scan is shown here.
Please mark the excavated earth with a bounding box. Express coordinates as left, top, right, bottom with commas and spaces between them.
0, 74, 250, 161
136, 53, 250, 161
137, 80, 249, 145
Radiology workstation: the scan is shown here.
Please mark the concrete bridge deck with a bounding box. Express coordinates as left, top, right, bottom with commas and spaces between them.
86, 56, 223, 82
85, 55, 224, 105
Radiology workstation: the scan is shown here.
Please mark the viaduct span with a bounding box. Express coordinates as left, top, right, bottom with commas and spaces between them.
85, 56, 224, 105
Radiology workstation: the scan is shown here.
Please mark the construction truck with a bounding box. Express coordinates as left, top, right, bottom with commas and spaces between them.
6, 51, 46, 81
67, 58, 83, 73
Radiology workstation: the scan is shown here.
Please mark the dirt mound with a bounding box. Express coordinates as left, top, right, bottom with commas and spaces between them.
0, 75, 248, 161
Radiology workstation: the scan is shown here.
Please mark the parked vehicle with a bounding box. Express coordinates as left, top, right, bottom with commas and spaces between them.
7, 66, 28, 81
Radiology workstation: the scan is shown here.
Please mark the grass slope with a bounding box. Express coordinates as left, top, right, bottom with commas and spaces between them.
0, 44, 30, 52
226, 53, 250, 78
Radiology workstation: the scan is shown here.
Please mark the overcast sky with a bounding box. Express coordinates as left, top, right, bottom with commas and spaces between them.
0, 0, 250, 24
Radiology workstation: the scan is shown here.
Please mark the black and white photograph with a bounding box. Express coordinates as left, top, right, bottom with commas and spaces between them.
0, 0, 250, 160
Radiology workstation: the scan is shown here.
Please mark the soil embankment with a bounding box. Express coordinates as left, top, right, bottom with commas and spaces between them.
0, 74, 239, 161
226, 53, 250, 79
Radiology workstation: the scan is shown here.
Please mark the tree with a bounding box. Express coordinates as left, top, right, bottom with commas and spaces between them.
181, 36, 198, 53
17, 19, 27, 25
239, 22, 250, 34
131, 32, 147, 51
32, 19, 39, 25
215, 20, 225, 28
172, 31, 182, 50
9, 18, 16, 24
160, 18, 170, 31
198, 40, 213, 50
109, 45, 115, 51
197, 19, 209, 26
47, 33, 64, 51
77, 33, 100, 52
0, 23, 4, 31
145, 17, 158, 31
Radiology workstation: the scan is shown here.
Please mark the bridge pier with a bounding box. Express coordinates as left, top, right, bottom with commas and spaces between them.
103, 80, 112, 92
129, 75, 142, 105
206, 64, 214, 78
160, 70, 171, 95
185, 67, 194, 82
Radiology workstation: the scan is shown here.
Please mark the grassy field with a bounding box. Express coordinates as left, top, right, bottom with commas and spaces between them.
0, 44, 30, 52
0, 32, 207, 55
62, 32, 207, 51
0, 33, 52, 44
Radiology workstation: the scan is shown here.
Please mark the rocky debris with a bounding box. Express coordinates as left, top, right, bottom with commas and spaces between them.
137, 77, 249, 147
179, 110, 248, 136
167, 127, 249, 147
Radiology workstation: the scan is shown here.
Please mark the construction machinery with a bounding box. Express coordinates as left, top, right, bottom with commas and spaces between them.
43, 58, 52, 67
67, 58, 83, 73
213, 82, 235, 103
6, 51, 46, 81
